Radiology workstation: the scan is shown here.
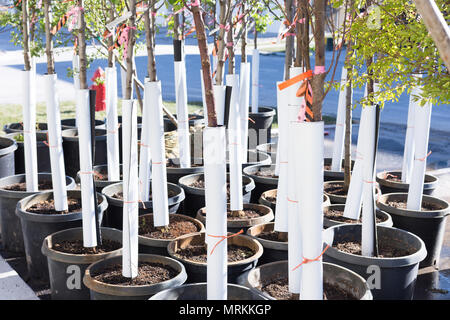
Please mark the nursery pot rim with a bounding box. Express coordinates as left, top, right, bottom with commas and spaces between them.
167, 232, 264, 267
376, 192, 450, 218
246, 222, 288, 251
196, 203, 274, 228
138, 213, 205, 247
15, 190, 107, 223
324, 180, 381, 198
83, 253, 188, 297
243, 164, 278, 184
0, 136, 18, 156
41, 227, 123, 264
376, 170, 438, 190
5, 132, 48, 146
178, 172, 255, 194
0, 173, 75, 199
62, 128, 107, 141
101, 181, 185, 208
323, 203, 393, 227
248, 106, 276, 117
323, 224, 427, 268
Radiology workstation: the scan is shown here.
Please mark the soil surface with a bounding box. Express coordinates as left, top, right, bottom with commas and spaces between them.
226, 209, 265, 220
26, 198, 82, 214
113, 189, 176, 200
384, 173, 402, 182
175, 244, 255, 263
254, 170, 277, 178
261, 276, 357, 300
324, 183, 347, 196
257, 231, 288, 242
51, 239, 121, 255
324, 164, 345, 171
92, 262, 178, 286
324, 208, 386, 224
189, 179, 235, 199
2, 180, 53, 191
334, 240, 415, 257
386, 199, 442, 211
139, 215, 200, 239
94, 172, 122, 181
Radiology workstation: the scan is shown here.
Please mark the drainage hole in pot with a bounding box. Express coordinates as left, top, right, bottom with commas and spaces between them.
334, 240, 415, 258
92, 262, 178, 286
386, 199, 443, 211
174, 244, 255, 263
324, 209, 386, 224
260, 276, 357, 300
26, 198, 83, 214
52, 239, 121, 255
2, 180, 53, 192
139, 215, 199, 239
257, 231, 287, 242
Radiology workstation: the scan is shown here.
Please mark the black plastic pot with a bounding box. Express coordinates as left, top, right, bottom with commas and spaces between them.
166, 158, 204, 184
227, 150, 271, 171
323, 224, 427, 299
178, 173, 255, 217
78, 164, 124, 193
324, 158, 355, 182
3, 122, 47, 134
101, 181, 185, 230
16, 190, 108, 281
258, 188, 331, 213
248, 107, 276, 150
376, 193, 449, 268
376, 171, 438, 195
117, 116, 142, 163
256, 143, 277, 164
246, 222, 287, 265
0, 173, 75, 253
168, 232, 263, 284
83, 254, 187, 300
243, 164, 277, 203
61, 118, 105, 131
138, 213, 205, 255
196, 203, 274, 234
150, 283, 268, 300
5, 132, 51, 174
0, 136, 18, 179
323, 204, 393, 229
62, 128, 107, 178
324, 180, 380, 204
163, 114, 205, 132
237, 260, 372, 300
41, 227, 122, 300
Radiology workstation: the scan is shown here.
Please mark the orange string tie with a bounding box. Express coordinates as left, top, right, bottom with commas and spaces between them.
416, 150, 432, 162
292, 244, 330, 271
208, 229, 243, 256
152, 161, 162, 165
287, 197, 298, 203
248, 117, 255, 124
138, 142, 150, 148
279, 161, 288, 164
363, 180, 376, 184
107, 123, 121, 134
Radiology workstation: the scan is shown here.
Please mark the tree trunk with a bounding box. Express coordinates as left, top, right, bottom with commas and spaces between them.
284, 0, 294, 80
44, 0, 54, 74
78, 0, 88, 90
107, 6, 115, 68
294, 0, 302, 68
241, 1, 247, 63
22, 0, 31, 71
145, 1, 157, 81
311, 0, 325, 121
300, 0, 310, 70
227, 13, 234, 74
173, 11, 180, 40
192, 2, 217, 127
125, 0, 136, 100
214, 0, 228, 85
254, 27, 257, 49
343, 43, 353, 191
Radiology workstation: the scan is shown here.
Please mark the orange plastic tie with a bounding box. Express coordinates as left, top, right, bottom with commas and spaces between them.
292, 244, 330, 271
208, 229, 243, 256
416, 150, 432, 162
277, 70, 313, 91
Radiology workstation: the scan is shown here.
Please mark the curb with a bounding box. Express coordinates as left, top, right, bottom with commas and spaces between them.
0, 255, 39, 300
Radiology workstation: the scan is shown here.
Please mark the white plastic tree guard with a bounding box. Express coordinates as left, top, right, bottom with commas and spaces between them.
122, 99, 139, 278
401, 86, 420, 184
105, 67, 120, 181
239, 62, 251, 163
251, 48, 260, 113
331, 66, 348, 172
174, 55, 190, 168
139, 78, 152, 202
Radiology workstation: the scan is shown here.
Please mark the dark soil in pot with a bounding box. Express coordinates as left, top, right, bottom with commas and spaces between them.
163, 114, 204, 132
196, 203, 274, 234
256, 143, 277, 164
258, 188, 331, 213
61, 118, 105, 130
166, 157, 204, 184
168, 232, 263, 284
323, 224, 427, 299
101, 181, 185, 229
3, 122, 48, 134
243, 164, 278, 203
323, 204, 393, 229
150, 282, 268, 300
324, 180, 380, 204
178, 173, 255, 217
41, 227, 122, 300
376, 193, 449, 268
62, 128, 107, 178
376, 171, 438, 195
237, 260, 372, 300
323, 158, 355, 182
248, 107, 276, 150
15, 190, 108, 282
0, 136, 18, 179
246, 222, 287, 265
0, 173, 75, 253
5, 132, 51, 174
138, 213, 205, 255
83, 254, 187, 300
